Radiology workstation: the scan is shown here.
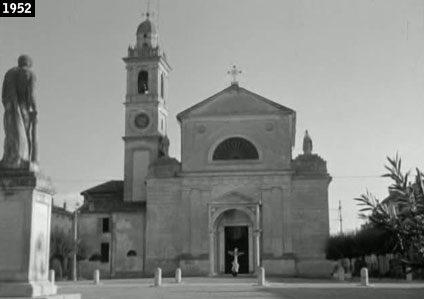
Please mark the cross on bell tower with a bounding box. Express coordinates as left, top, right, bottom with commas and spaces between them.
141, 0, 155, 20
227, 65, 242, 86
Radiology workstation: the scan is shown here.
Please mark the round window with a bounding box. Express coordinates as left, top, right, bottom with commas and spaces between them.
134, 113, 150, 129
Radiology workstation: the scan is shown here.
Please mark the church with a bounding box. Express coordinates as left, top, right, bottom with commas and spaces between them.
78, 13, 332, 278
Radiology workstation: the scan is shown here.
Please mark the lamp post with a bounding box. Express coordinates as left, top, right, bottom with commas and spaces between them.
72, 202, 80, 282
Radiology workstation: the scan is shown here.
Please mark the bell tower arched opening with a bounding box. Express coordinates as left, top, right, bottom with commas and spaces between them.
138, 70, 149, 94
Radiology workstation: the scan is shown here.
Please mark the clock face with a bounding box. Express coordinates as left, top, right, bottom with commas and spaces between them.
134, 113, 150, 129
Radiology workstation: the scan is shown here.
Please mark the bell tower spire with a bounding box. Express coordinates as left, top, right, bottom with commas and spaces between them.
122, 5, 172, 202
135, 1, 158, 50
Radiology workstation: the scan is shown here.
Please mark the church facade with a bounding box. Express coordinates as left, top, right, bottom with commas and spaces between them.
78, 15, 332, 278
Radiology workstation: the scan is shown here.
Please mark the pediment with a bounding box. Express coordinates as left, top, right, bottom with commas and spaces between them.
177, 84, 294, 121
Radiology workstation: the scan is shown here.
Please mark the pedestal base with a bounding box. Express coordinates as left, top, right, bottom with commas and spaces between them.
0, 281, 57, 298
0, 169, 59, 298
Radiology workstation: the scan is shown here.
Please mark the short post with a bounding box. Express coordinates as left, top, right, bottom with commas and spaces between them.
93, 269, 100, 285
49, 269, 55, 285
175, 268, 182, 283
154, 268, 162, 287
406, 267, 413, 281
337, 266, 345, 281
360, 267, 369, 286
258, 267, 266, 286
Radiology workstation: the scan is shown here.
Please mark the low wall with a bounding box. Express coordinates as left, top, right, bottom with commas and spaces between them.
262, 259, 296, 275
296, 259, 334, 277
179, 259, 209, 276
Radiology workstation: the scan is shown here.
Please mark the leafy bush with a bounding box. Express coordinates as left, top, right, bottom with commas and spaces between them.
326, 226, 397, 260
88, 253, 101, 262
355, 155, 424, 270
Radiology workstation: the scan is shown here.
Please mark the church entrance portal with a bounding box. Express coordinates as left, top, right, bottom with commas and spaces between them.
208, 198, 261, 276
224, 226, 249, 274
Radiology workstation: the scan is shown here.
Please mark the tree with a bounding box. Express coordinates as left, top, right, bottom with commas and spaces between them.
50, 230, 74, 279
50, 230, 87, 279
355, 155, 424, 271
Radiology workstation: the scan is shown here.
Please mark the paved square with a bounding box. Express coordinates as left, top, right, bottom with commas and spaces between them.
57, 277, 424, 299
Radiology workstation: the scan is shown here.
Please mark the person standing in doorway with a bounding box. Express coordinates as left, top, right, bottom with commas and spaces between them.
228, 247, 244, 277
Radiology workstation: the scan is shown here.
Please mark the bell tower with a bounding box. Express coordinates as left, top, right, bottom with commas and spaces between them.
123, 12, 171, 202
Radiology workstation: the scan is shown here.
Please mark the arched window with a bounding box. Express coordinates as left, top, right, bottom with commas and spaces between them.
212, 137, 259, 160
138, 70, 148, 94
160, 73, 165, 99
127, 250, 137, 257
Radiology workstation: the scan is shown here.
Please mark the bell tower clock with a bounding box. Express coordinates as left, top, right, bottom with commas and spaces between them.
122, 12, 171, 202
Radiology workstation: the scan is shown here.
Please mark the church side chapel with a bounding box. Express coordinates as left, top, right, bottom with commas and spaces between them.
78, 12, 332, 278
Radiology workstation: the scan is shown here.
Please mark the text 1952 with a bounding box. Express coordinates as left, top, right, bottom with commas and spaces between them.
0, 1, 35, 17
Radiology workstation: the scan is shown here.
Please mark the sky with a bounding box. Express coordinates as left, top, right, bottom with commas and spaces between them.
1, 0, 424, 234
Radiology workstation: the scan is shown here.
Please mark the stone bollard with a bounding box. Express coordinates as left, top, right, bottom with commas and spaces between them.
337, 266, 345, 281
49, 269, 55, 285
154, 267, 162, 287
175, 268, 182, 283
93, 269, 100, 285
406, 267, 413, 281
360, 267, 369, 286
258, 267, 266, 286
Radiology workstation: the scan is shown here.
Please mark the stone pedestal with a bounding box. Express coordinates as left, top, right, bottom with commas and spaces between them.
175, 268, 181, 283
154, 268, 162, 287
0, 170, 79, 299
258, 267, 266, 286
93, 269, 100, 285
337, 266, 345, 281
406, 268, 413, 281
360, 267, 369, 286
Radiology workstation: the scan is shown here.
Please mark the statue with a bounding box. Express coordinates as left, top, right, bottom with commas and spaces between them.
158, 135, 170, 158
228, 247, 244, 277
302, 130, 312, 155
0, 55, 38, 170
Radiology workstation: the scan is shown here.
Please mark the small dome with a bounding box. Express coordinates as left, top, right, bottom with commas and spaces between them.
137, 17, 156, 35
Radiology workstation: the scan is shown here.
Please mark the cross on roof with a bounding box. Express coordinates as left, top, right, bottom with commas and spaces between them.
142, 11, 155, 19
141, 0, 155, 18
227, 65, 242, 86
